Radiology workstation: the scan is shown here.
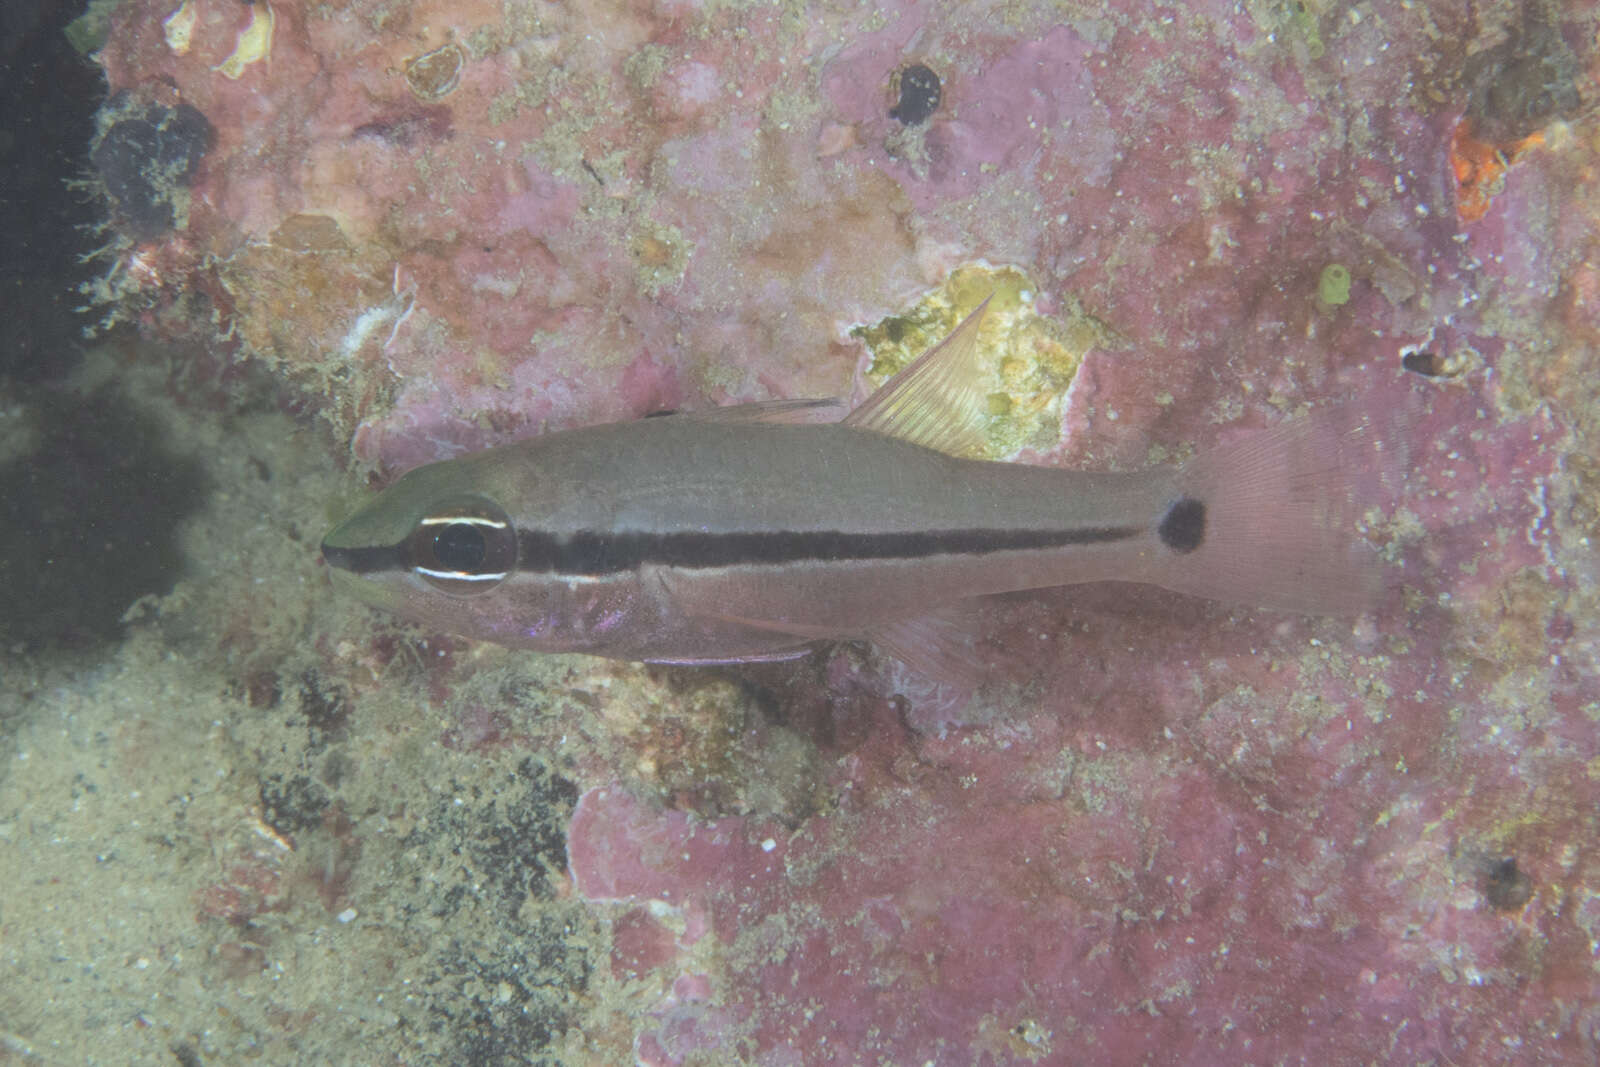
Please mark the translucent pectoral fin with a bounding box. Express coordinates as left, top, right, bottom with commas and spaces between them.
658, 565, 1013, 687
651, 570, 851, 661
687, 613, 850, 641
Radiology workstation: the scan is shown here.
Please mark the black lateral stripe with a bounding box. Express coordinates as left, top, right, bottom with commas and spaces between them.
517, 525, 1143, 576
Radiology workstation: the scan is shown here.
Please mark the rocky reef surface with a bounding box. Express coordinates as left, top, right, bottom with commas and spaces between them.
2, 0, 1597, 1063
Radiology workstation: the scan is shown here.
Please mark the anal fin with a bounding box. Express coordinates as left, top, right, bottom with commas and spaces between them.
867, 605, 994, 691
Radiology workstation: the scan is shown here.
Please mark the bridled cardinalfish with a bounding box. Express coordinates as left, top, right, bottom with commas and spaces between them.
322, 301, 1389, 683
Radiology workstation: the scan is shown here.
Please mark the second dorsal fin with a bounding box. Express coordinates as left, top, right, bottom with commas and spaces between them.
842, 297, 992, 457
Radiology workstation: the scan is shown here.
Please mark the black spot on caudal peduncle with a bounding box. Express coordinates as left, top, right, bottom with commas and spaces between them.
1158, 497, 1206, 553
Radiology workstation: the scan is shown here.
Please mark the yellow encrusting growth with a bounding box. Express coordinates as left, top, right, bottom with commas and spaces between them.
852, 265, 1094, 458
215, 0, 274, 80
162, 0, 196, 55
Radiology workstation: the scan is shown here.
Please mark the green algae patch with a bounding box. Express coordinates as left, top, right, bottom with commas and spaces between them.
1289, 1, 1325, 61
65, 0, 123, 55
1318, 262, 1352, 307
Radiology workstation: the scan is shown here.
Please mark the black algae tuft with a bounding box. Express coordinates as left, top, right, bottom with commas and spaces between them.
90, 93, 215, 239
1481, 856, 1534, 911
890, 63, 942, 125
258, 773, 331, 837
1401, 349, 1445, 376
1461, 18, 1583, 146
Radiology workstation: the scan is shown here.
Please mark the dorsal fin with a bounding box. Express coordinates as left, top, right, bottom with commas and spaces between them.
843, 297, 992, 457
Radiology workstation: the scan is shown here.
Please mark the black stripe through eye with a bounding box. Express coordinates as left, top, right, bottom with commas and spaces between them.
516, 525, 1142, 576
322, 542, 408, 574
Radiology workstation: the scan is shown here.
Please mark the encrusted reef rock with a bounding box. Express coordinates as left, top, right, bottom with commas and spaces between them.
76, 0, 1600, 1062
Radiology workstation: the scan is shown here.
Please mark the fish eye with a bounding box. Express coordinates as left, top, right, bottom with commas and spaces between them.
406, 496, 516, 595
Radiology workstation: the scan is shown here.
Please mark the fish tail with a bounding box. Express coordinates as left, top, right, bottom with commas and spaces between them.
1145, 403, 1406, 615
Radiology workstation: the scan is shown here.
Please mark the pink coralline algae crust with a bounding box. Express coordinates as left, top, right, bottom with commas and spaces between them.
93, 0, 1540, 468
571, 562, 1597, 1067
93, 0, 1600, 1063
572, 713, 1596, 1064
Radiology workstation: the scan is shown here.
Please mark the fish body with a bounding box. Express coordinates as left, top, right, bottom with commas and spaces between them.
323, 303, 1386, 676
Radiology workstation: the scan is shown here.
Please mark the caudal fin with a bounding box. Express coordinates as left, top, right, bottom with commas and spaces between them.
1146, 404, 1406, 616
